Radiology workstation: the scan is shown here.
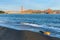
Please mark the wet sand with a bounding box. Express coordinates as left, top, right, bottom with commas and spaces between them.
0, 27, 60, 40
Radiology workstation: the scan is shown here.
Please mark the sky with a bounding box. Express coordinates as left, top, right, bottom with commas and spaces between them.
0, 0, 60, 11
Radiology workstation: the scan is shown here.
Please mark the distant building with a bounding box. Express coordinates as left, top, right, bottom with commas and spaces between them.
53, 10, 60, 14
44, 8, 53, 14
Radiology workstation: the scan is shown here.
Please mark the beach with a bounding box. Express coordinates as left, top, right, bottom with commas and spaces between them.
0, 27, 60, 40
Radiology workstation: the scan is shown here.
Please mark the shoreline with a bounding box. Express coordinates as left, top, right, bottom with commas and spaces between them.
0, 27, 60, 40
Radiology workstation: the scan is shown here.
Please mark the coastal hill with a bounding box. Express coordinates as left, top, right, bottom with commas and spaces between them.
4, 9, 60, 14
0, 11, 5, 13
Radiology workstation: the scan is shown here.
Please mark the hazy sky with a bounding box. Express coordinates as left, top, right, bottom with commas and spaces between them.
0, 0, 60, 11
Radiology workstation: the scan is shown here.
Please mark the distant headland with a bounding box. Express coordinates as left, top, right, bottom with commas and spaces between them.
0, 11, 5, 14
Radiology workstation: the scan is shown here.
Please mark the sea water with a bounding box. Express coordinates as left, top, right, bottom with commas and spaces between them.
0, 14, 60, 38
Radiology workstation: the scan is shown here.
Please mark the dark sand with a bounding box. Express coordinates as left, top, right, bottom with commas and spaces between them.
0, 27, 60, 40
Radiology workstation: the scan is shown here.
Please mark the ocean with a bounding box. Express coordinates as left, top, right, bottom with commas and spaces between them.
0, 14, 60, 38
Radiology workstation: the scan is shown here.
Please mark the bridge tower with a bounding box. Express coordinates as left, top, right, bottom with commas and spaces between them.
20, 0, 25, 13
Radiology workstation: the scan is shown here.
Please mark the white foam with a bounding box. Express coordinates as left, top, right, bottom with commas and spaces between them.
21, 22, 43, 27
